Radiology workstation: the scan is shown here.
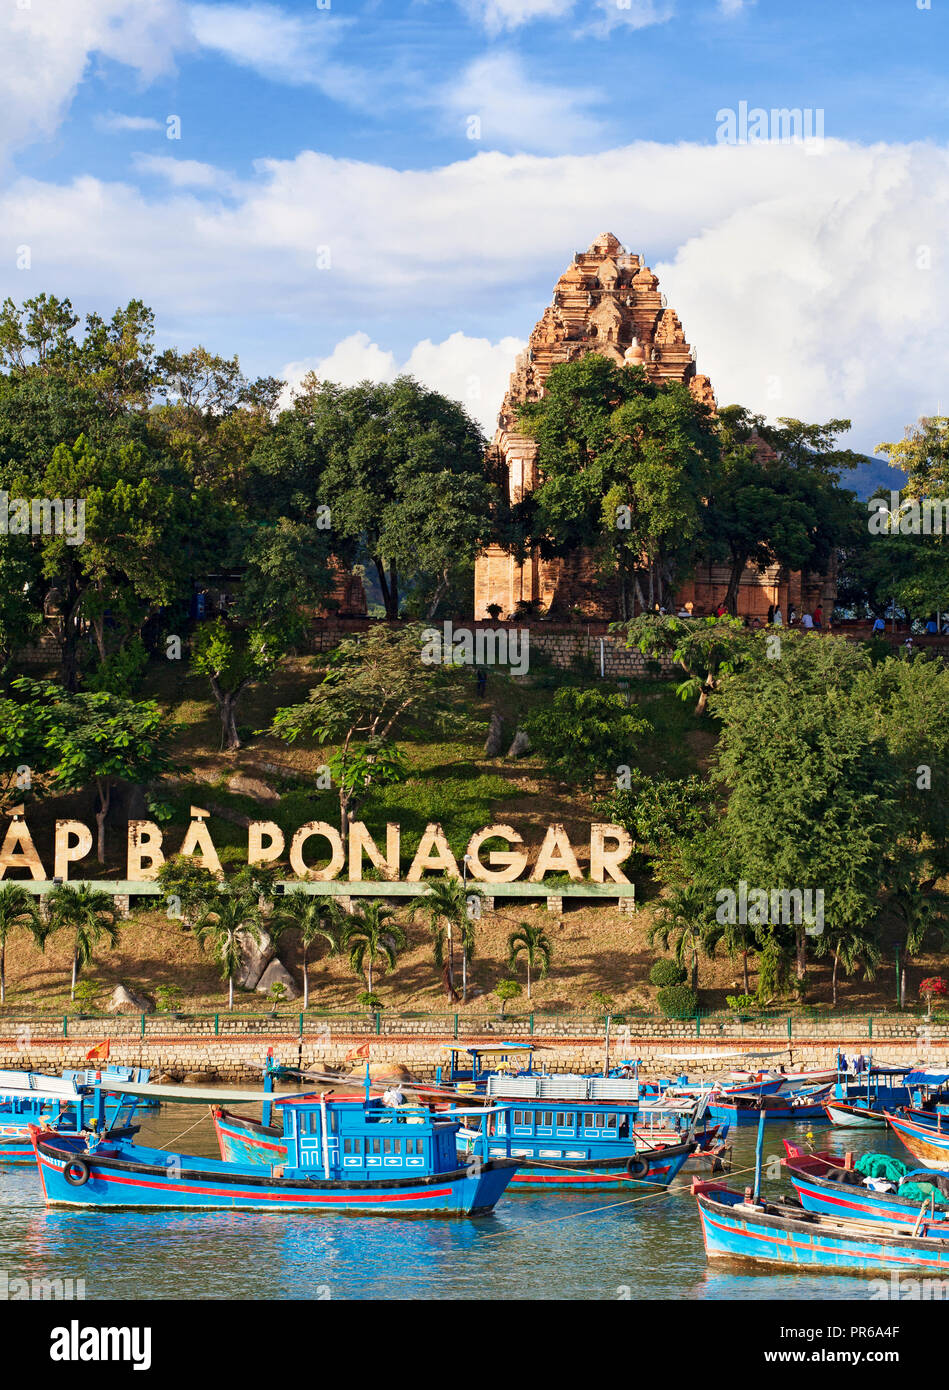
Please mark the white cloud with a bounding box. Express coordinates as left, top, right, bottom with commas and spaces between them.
0, 0, 190, 159
440, 52, 605, 152
280, 331, 526, 434
459, 0, 674, 34
95, 113, 165, 133
132, 154, 239, 193
186, 2, 363, 104
2, 139, 948, 452
459, 0, 575, 34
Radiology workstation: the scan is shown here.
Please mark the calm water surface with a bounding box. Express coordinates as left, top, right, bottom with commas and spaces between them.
0, 1097, 913, 1300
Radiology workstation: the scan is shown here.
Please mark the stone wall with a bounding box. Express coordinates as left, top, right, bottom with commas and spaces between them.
4, 1015, 946, 1080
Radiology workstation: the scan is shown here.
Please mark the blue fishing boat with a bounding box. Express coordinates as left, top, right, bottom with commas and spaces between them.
0, 1072, 139, 1163
783, 1141, 949, 1227
31, 1093, 519, 1214
452, 1075, 696, 1190
707, 1086, 831, 1126
694, 1178, 949, 1271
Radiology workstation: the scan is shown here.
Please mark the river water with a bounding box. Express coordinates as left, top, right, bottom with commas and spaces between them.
0, 1101, 919, 1301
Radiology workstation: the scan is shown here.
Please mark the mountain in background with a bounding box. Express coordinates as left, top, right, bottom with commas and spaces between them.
838, 454, 907, 500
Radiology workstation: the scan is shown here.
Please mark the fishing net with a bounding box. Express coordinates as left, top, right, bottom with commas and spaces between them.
897, 1181, 949, 1207
854, 1153, 908, 1182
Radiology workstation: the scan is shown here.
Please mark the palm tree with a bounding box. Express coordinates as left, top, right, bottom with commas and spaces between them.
343, 901, 407, 995
0, 883, 43, 1005
507, 922, 552, 1000
193, 887, 264, 1011
270, 890, 343, 1010
815, 922, 883, 1008
649, 882, 712, 993
421, 876, 480, 1001
45, 883, 119, 1001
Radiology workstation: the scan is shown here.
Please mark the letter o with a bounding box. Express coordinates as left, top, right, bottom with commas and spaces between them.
289, 822, 345, 880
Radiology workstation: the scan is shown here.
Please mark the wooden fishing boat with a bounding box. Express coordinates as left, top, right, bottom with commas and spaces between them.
693, 1178, 949, 1271
782, 1141, 949, 1226
886, 1109, 949, 1170
31, 1095, 520, 1215
823, 1099, 888, 1128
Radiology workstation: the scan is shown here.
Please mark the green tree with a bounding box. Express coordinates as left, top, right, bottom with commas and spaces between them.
507, 922, 552, 1000
13, 677, 178, 863
270, 623, 460, 833
307, 376, 490, 620
517, 354, 719, 616
191, 618, 288, 752
270, 890, 344, 1010
45, 883, 119, 1001
342, 901, 407, 994
421, 875, 481, 1002
193, 887, 264, 1011
648, 881, 712, 993
494, 978, 522, 1016
620, 613, 751, 715
524, 687, 647, 794
0, 883, 43, 1005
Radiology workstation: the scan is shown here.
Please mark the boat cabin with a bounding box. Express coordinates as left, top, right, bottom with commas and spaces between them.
435, 1044, 539, 1092
274, 1096, 481, 1180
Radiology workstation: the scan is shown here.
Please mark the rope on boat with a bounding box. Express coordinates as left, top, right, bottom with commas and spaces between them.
474, 1161, 762, 1242
152, 1108, 214, 1152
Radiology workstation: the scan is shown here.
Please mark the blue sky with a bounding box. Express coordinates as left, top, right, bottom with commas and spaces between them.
1, 0, 947, 450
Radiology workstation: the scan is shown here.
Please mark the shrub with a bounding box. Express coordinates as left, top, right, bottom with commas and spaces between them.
726, 993, 756, 1015
656, 983, 698, 1018
154, 984, 183, 1013
649, 958, 687, 988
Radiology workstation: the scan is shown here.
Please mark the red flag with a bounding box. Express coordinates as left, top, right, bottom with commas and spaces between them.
347, 1042, 371, 1060
85, 1040, 110, 1062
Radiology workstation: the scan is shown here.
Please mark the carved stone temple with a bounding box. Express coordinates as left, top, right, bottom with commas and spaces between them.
473, 232, 827, 622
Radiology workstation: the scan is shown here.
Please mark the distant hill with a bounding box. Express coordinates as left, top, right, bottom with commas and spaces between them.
838, 454, 907, 501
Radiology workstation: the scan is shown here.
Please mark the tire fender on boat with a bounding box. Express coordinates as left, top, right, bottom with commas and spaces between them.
63, 1158, 91, 1187
625, 1156, 650, 1179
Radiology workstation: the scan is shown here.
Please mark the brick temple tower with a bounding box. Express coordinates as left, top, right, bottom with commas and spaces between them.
473, 233, 825, 621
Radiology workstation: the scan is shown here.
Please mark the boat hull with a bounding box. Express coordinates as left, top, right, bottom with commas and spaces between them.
505, 1143, 692, 1191
788, 1165, 949, 1227
32, 1131, 518, 1216
823, 1102, 887, 1129
886, 1110, 949, 1170
696, 1188, 949, 1271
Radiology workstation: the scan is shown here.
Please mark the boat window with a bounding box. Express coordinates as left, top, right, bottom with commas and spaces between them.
406, 1138, 424, 1154
383, 1138, 402, 1155
583, 1113, 595, 1128
541, 1111, 553, 1126
303, 1112, 321, 1135
603, 1113, 618, 1129
367, 1138, 381, 1155
343, 1138, 364, 1155
556, 1112, 571, 1128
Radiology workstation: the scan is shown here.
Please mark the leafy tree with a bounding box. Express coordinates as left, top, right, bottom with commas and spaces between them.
620, 613, 750, 715
524, 687, 647, 794
342, 902, 407, 994
193, 887, 264, 1010
192, 618, 288, 752
305, 376, 490, 619
494, 978, 522, 1016
0, 883, 43, 1005
270, 623, 460, 832
13, 677, 178, 863
269, 890, 343, 1010
517, 354, 719, 616
45, 883, 119, 1000
507, 922, 552, 1000
711, 635, 899, 988
648, 882, 712, 993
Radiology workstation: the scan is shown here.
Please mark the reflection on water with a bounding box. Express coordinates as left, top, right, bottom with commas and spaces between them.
0, 1098, 904, 1301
